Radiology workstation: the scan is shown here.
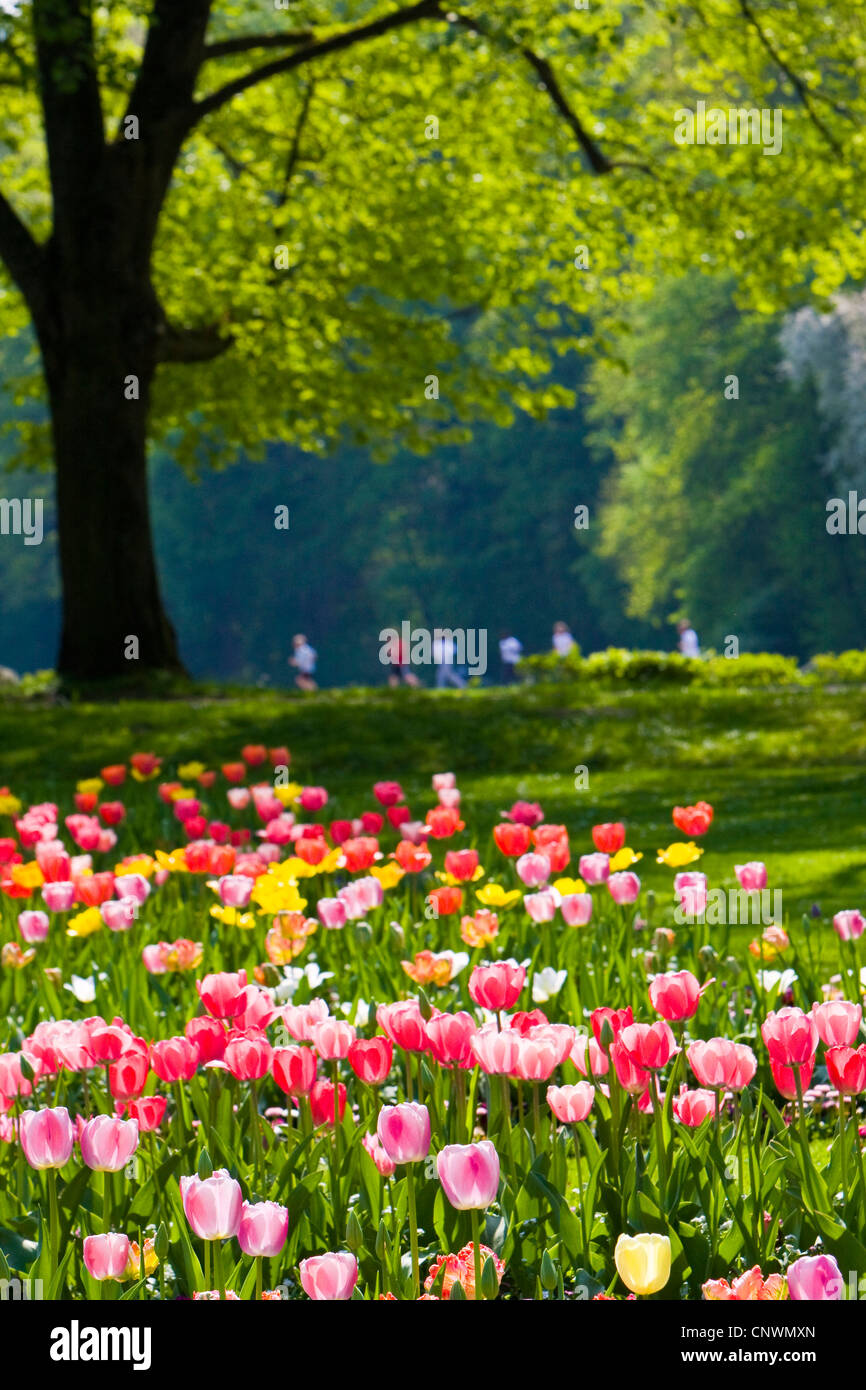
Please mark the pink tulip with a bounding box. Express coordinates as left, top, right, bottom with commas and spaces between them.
524, 890, 557, 923
376, 1001, 428, 1053
217, 875, 253, 908
376, 1102, 430, 1164
362, 1131, 397, 1176
470, 1026, 521, 1075
437, 1140, 500, 1210
311, 1019, 356, 1061
734, 861, 767, 891
811, 1000, 861, 1048
534, 1023, 575, 1065
299, 1252, 357, 1300
114, 874, 150, 905
197, 970, 248, 1019
150, 1036, 200, 1084
101, 897, 138, 932
618, 1021, 678, 1070
468, 961, 525, 1013
298, 787, 328, 812
281, 998, 329, 1043
649, 970, 705, 1022
513, 1034, 559, 1082
316, 898, 347, 930
437, 788, 461, 808
547, 1082, 594, 1123
786, 1253, 844, 1301
687, 1038, 757, 1091
142, 944, 168, 974
432, 772, 456, 790
560, 893, 592, 927
227, 787, 251, 810
516, 852, 551, 888
180, 1169, 243, 1240
18, 910, 49, 943
674, 871, 708, 916
83, 1233, 131, 1281
42, 881, 76, 912
79, 1115, 139, 1172
761, 1007, 818, 1066
672, 1086, 717, 1127
608, 871, 640, 904
833, 910, 865, 942
223, 1031, 273, 1081
609, 1041, 650, 1095
570, 1032, 609, 1077
19, 1106, 75, 1169
425, 1012, 476, 1070
578, 853, 609, 885
238, 1200, 289, 1257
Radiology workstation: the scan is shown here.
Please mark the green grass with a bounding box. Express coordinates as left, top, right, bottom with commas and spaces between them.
3, 680, 866, 930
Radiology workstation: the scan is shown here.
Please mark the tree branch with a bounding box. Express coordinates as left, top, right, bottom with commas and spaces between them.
155, 320, 234, 364
737, 0, 843, 155
203, 31, 314, 60
123, 0, 212, 135
32, 0, 105, 240
184, 0, 442, 133
0, 186, 46, 315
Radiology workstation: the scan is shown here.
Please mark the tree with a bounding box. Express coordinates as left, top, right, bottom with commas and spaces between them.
0, 0, 862, 678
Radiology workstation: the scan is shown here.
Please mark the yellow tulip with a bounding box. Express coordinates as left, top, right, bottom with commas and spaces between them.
0, 792, 22, 817
614, 1232, 671, 1296
66, 907, 104, 939
552, 876, 586, 896
475, 884, 521, 909
656, 841, 703, 868
177, 761, 206, 780
370, 862, 406, 890
76, 777, 104, 795
609, 847, 643, 871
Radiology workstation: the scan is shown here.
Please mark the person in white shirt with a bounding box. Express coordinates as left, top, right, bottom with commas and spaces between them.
289, 633, 318, 690
499, 631, 523, 684
433, 632, 465, 689
552, 621, 575, 657
677, 620, 700, 658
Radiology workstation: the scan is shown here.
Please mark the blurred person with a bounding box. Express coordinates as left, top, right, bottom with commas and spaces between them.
433, 631, 465, 689
552, 621, 575, 657
677, 619, 700, 658
499, 630, 523, 684
289, 634, 318, 690
383, 630, 421, 688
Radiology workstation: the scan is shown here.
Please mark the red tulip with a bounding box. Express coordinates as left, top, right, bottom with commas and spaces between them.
592, 822, 626, 854
224, 1030, 273, 1081
761, 1008, 818, 1066
347, 1037, 393, 1085
185, 1016, 226, 1063
376, 1001, 428, 1053
426, 1012, 476, 1069
342, 837, 379, 872
492, 822, 532, 857
150, 1036, 200, 1084
309, 1078, 347, 1127
272, 1045, 317, 1096
825, 1045, 866, 1095
468, 962, 525, 1012
109, 1051, 149, 1101
444, 849, 479, 882
590, 1006, 633, 1048
373, 781, 404, 807
672, 802, 713, 836
770, 1057, 815, 1100
609, 1041, 650, 1095
197, 970, 248, 1019
126, 1096, 167, 1131
648, 970, 705, 1022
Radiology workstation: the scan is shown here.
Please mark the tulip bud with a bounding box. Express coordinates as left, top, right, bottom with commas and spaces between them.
449, 1277, 466, 1300
389, 922, 405, 949
154, 1222, 169, 1261
354, 922, 373, 944
698, 944, 717, 968
481, 1252, 501, 1300
346, 1208, 364, 1254
197, 1148, 213, 1180
258, 963, 282, 988
19, 1054, 35, 1083
417, 988, 433, 1022
540, 1249, 558, 1291
599, 1018, 615, 1049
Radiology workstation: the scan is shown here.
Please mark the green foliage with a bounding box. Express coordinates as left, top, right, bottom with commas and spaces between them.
519, 647, 807, 687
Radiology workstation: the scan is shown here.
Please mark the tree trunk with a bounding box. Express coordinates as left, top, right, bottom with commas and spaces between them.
42, 293, 185, 682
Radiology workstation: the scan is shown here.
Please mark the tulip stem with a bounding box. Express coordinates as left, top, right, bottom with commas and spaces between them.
651, 1073, 668, 1210
839, 1093, 848, 1212
214, 1239, 226, 1301
793, 1069, 819, 1210
204, 1240, 211, 1292
255, 1256, 263, 1301
46, 1168, 59, 1286
532, 1083, 542, 1155
573, 1125, 589, 1264
250, 1082, 263, 1192
499, 1076, 519, 1189
405, 1164, 420, 1300
474, 1209, 483, 1299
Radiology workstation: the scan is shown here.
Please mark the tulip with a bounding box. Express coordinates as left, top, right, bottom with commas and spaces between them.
825, 1044, 866, 1095
786, 1253, 844, 1301
426, 1012, 476, 1070
524, 890, 557, 923
592, 822, 626, 854
299, 1252, 357, 1300
468, 962, 525, 1013
272, 1045, 317, 1096
281, 998, 329, 1042
471, 1026, 521, 1075
113, 874, 150, 905
347, 1036, 393, 1085
761, 1008, 818, 1066
618, 1021, 678, 1071
238, 1200, 289, 1258
810, 1000, 861, 1048
181, 1170, 243, 1240
223, 1031, 273, 1081
578, 853, 609, 885
109, 1051, 149, 1102
83, 1233, 131, 1282
217, 875, 254, 908
673, 871, 708, 917
101, 897, 138, 932
80, 1115, 139, 1172
560, 893, 592, 927
376, 1001, 428, 1053
432, 772, 456, 790
513, 1033, 559, 1082
591, 1006, 633, 1048
672, 1086, 717, 1126
610, 1041, 651, 1096
444, 848, 478, 881
17, 910, 49, 943
547, 1082, 594, 1124
185, 1016, 226, 1063
492, 822, 532, 857
377, 1102, 430, 1164
363, 1130, 397, 1175
311, 1019, 356, 1061
649, 970, 705, 1021
516, 852, 551, 887
150, 1036, 200, 1084
734, 861, 768, 891
608, 871, 640, 904
197, 970, 248, 1019
570, 1032, 610, 1077
614, 1232, 671, 1295
42, 881, 76, 912
437, 1140, 500, 1210
309, 1078, 347, 1127
126, 1096, 167, 1132
833, 910, 865, 942
19, 1106, 75, 1169
298, 786, 328, 812
687, 1038, 756, 1091
770, 1057, 815, 1100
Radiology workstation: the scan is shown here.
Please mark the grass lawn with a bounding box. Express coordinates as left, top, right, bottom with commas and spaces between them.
3, 680, 866, 944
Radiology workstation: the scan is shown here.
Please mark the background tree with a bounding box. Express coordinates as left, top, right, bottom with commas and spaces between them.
0, 0, 863, 679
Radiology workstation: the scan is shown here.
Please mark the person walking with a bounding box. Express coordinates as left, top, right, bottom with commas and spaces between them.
384, 630, 421, 687
677, 619, 700, 658
499, 630, 523, 684
552, 621, 575, 657
433, 631, 465, 688
289, 633, 318, 690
